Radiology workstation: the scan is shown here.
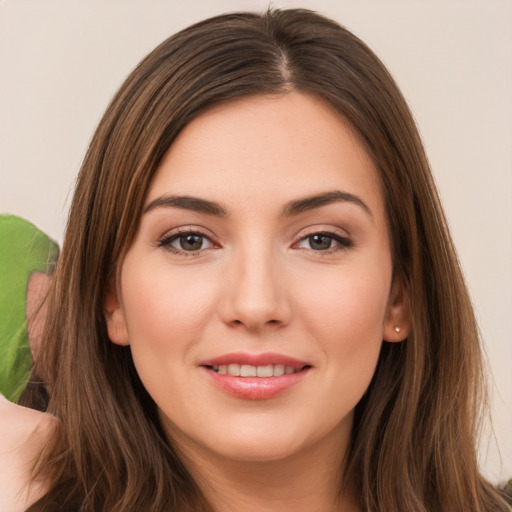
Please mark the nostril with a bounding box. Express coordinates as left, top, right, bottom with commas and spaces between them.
229, 318, 281, 328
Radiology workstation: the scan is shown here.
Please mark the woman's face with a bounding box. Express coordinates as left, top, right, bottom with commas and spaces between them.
106, 92, 408, 464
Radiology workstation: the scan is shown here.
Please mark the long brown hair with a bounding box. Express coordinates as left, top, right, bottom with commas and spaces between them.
27, 8, 507, 511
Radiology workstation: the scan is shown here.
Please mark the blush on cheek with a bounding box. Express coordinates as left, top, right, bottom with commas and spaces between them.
301, 280, 388, 335
123, 264, 219, 350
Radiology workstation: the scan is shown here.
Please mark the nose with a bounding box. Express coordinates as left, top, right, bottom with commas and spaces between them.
220, 245, 291, 332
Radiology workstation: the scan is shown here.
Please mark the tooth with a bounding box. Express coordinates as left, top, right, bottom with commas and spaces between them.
241, 365, 257, 377
256, 365, 273, 377
227, 364, 241, 376
217, 363, 300, 377
273, 364, 285, 376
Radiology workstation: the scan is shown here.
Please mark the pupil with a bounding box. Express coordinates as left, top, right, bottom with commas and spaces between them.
180, 234, 203, 251
310, 234, 331, 250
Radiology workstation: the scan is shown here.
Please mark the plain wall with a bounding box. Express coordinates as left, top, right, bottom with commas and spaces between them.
1, 0, 511, 483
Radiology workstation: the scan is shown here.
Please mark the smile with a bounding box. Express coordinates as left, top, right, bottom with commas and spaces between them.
200, 353, 312, 400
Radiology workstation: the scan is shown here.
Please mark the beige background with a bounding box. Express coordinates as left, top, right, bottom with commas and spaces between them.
1, 0, 511, 483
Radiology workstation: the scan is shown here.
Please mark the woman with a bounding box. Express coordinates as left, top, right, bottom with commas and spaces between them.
0, 8, 508, 512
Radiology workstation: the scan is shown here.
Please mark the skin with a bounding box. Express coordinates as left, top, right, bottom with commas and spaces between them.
106, 92, 410, 511
0, 395, 56, 511
26, 271, 52, 363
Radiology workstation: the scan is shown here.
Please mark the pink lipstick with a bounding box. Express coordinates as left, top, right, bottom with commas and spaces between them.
199, 352, 311, 400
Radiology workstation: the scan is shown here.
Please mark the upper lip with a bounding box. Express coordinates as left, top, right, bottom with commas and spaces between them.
199, 352, 310, 369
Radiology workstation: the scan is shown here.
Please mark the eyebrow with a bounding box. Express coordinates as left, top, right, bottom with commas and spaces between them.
144, 195, 227, 216
281, 190, 372, 217
144, 190, 371, 218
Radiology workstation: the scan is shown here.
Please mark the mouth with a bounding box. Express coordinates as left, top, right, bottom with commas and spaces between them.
199, 353, 312, 400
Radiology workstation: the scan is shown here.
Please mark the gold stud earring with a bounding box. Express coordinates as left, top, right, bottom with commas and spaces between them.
394, 326, 401, 333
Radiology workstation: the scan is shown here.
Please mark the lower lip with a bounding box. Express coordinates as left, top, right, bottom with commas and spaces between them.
201, 367, 310, 400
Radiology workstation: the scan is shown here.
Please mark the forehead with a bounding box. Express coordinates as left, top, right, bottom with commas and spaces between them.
147, 93, 386, 225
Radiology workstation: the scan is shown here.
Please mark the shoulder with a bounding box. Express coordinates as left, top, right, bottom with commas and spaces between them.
0, 394, 57, 511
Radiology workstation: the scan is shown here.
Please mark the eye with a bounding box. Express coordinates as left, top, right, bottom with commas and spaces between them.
158, 231, 215, 255
296, 232, 352, 252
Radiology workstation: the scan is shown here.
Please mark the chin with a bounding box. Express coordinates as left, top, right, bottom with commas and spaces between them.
207, 434, 308, 463
191, 415, 346, 466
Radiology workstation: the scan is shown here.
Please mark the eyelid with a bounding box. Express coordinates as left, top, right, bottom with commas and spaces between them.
293, 224, 351, 241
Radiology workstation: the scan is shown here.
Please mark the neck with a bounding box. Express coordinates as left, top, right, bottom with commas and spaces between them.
170, 423, 359, 512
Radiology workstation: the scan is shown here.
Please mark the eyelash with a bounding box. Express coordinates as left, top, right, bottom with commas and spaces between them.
294, 230, 353, 254
157, 228, 353, 256
157, 228, 216, 257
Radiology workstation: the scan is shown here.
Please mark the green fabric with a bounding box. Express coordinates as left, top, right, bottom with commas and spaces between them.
0, 215, 58, 402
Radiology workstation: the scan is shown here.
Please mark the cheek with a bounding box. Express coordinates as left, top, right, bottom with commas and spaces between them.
297, 264, 390, 339
119, 257, 222, 414
120, 258, 218, 358
294, 262, 391, 387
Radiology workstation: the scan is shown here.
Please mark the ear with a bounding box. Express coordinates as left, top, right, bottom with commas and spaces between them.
383, 277, 411, 342
104, 276, 130, 346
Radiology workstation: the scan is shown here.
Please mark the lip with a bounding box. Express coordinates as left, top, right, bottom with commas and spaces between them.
200, 352, 309, 368
199, 352, 312, 400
